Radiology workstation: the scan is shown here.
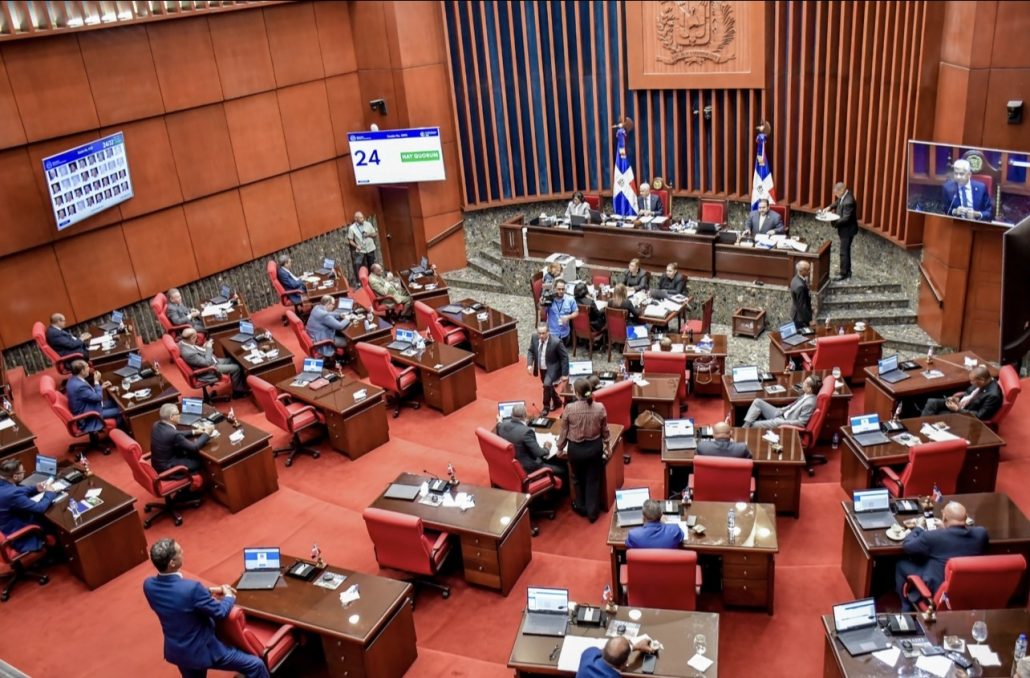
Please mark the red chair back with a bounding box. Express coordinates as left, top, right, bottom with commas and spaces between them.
651, 188, 671, 217
687, 296, 714, 335
699, 198, 727, 223
990, 365, 1021, 428
362, 507, 437, 576
643, 351, 687, 401
475, 427, 529, 491
795, 376, 835, 447
358, 266, 389, 317
769, 203, 790, 233
594, 379, 633, 429
267, 260, 285, 297
626, 549, 697, 610
583, 193, 601, 210
414, 301, 436, 333
808, 333, 861, 378
350, 286, 373, 310
285, 310, 317, 357
571, 304, 594, 337
972, 174, 993, 198
32, 322, 65, 366
591, 273, 610, 288
40, 375, 85, 437
248, 375, 293, 433
356, 343, 404, 396
605, 307, 628, 345
936, 554, 1026, 610
111, 429, 163, 498
530, 274, 544, 307
898, 439, 967, 496
218, 607, 264, 659
692, 456, 753, 502
150, 293, 177, 335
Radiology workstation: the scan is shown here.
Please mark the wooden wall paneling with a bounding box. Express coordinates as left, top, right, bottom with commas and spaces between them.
313, 1, 358, 77
207, 8, 276, 100
384, 0, 447, 70
121, 206, 199, 298
239, 175, 301, 258
989, 0, 1030, 69
425, 221, 466, 272
397, 65, 456, 145
77, 26, 164, 126
0, 53, 27, 149
262, 3, 325, 88
224, 91, 290, 185
291, 160, 348, 240
2, 34, 100, 141
982, 68, 1030, 150
146, 17, 224, 112
101, 117, 182, 219
960, 230, 1003, 358
324, 73, 364, 157
182, 190, 253, 277
276, 80, 336, 170
0, 148, 55, 256
348, 0, 392, 71
506, 1, 529, 197
336, 156, 382, 221
422, 210, 462, 243
0, 246, 74, 346
53, 226, 141, 322
164, 103, 239, 201
410, 140, 462, 218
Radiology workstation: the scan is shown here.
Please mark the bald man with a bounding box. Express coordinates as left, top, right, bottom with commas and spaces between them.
696, 422, 751, 458
347, 211, 378, 285
576, 635, 655, 678
941, 159, 993, 221
896, 501, 988, 610
46, 313, 90, 359
921, 365, 1002, 421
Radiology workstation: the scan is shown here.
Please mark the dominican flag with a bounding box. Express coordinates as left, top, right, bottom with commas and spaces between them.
612, 127, 637, 217
750, 132, 776, 210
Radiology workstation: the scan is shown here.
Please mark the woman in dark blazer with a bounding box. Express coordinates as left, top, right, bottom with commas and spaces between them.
622, 258, 650, 292
609, 283, 641, 324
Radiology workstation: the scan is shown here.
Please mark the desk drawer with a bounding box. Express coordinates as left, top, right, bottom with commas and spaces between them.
723, 578, 769, 606
723, 552, 769, 571
461, 542, 500, 573
465, 567, 502, 590
757, 464, 798, 478
637, 429, 662, 452
323, 636, 366, 678
723, 557, 768, 580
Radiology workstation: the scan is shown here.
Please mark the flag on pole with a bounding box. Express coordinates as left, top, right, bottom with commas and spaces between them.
750, 131, 776, 210
612, 127, 637, 218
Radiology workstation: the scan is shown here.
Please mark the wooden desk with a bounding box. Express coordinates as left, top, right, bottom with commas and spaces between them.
715, 239, 831, 288
300, 268, 350, 304
662, 427, 806, 517
370, 472, 533, 595
100, 366, 180, 452
200, 299, 250, 358
547, 420, 625, 512
722, 370, 853, 443
609, 500, 778, 613
343, 314, 393, 378
439, 298, 519, 372
219, 330, 296, 392
386, 343, 477, 414
624, 335, 728, 397
0, 414, 38, 470
863, 351, 993, 420
86, 325, 140, 367
509, 606, 720, 677
236, 554, 417, 678
43, 474, 147, 589
278, 374, 390, 460
823, 608, 1030, 677
839, 414, 1005, 495
401, 270, 450, 320
768, 322, 885, 385
839, 492, 1030, 601
197, 413, 277, 513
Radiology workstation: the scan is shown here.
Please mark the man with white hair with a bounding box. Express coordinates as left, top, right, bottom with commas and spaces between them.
150, 403, 211, 475
635, 182, 663, 216
941, 158, 993, 221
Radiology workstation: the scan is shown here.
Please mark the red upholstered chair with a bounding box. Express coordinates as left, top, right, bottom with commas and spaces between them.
32, 321, 85, 375
643, 351, 688, 407
530, 274, 546, 323
359, 266, 403, 322
690, 456, 753, 502
973, 174, 994, 199
248, 375, 323, 467
879, 439, 967, 498
605, 307, 629, 361
683, 296, 714, 336
571, 304, 605, 358
40, 374, 115, 455
625, 549, 698, 610
150, 292, 193, 341
266, 260, 309, 321
355, 343, 420, 417
988, 364, 1021, 430
350, 286, 373, 311
583, 193, 601, 211
217, 607, 299, 673
476, 427, 563, 535
111, 429, 203, 528
285, 310, 345, 362
162, 335, 230, 404
0, 524, 52, 602
903, 554, 1026, 612
782, 375, 836, 475
415, 301, 467, 347
769, 203, 790, 234
594, 379, 634, 430
801, 333, 861, 379
699, 198, 727, 224
362, 507, 452, 598
591, 273, 611, 288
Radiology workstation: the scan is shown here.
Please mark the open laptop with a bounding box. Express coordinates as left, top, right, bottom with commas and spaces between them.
336, 297, 355, 313
664, 418, 697, 451
98, 310, 123, 333
589, 208, 603, 224
317, 258, 336, 276
852, 488, 896, 530
833, 598, 890, 656
113, 352, 143, 379
384, 483, 421, 501
614, 487, 650, 528
522, 587, 569, 637
568, 360, 593, 378
569, 214, 587, 228
210, 284, 233, 305
297, 358, 324, 384
778, 321, 809, 347
19, 455, 58, 488
850, 414, 890, 447
877, 354, 910, 384
178, 397, 205, 426
625, 324, 651, 350
498, 400, 524, 419
387, 328, 418, 352
732, 365, 763, 393
230, 320, 255, 343
236, 548, 282, 591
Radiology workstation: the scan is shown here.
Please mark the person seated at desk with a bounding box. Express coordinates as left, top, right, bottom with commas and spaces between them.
276, 254, 306, 306
143, 538, 269, 678
46, 312, 90, 360
746, 198, 785, 236
572, 282, 605, 332
0, 459, 58, 555
542, 261, 563, 286
941, 159, 993, 221
576, 636, 656, 678
656, 262, 687, 296
67, 360, 123, 432
496, 403, 568, 488
178, 328, 248, 398
368, 264, 413, 317
697, 422, 751, 458
635, 182, 663, 217
166, 288, 206, 333
895, 501, 988, 611
609, 283, 641, 324
622, 258, 650, 292
920, 364, 1002, 421
151, 403, 211, 476
742, 374, 821, 429
626, 499, 683, 548
305, 295, 351, 366
566, 191, 591, 219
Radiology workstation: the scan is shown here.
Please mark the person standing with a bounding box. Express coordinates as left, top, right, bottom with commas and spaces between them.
789, 261, 813, 329
822, 182, 858, 280
556, 378, 610, 523
543, 279, 579, 346
526, 325, 569, 415
347, 211, 378, 285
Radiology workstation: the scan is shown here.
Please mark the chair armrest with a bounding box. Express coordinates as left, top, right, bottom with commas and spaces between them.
800, 351, 813, 370
880, 466, 903, 495
156, 465, 193, 481
0, 524, 43, 550
429, 530, 451, 558
276, 393, 293, 404
188, 365, 220, 379
444, 327, 464, 340
287, 405, 318, 428
55, 351, 86, 365
524, 467, 556, 489
903, 574, 933, 603
261, 624, 297, 656
66, 411, 105, 434
780, 424, 811, 448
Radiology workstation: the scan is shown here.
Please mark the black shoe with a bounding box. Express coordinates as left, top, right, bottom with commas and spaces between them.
540, 407, 551, 417
231, 390, 250, 399
836, 274, 851, 281
571, 502, 587, 516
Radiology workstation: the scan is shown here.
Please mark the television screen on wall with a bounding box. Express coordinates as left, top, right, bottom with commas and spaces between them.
347, 127, 445, 185
42, 132, 133, 231
906, 140, 1029, 227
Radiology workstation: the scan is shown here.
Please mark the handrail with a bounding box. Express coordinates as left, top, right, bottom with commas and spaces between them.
919, 262, 943, 307
426, 220, 464, 248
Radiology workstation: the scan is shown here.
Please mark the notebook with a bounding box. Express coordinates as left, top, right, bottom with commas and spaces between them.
625, 325, 650, 350
851, 414, 890, 447
19, 455, 58, 488
297, 358, 324, 384
664, 418, 697, 451
210, 284, 233, 305
317, 258, 336, 276
387, 328, 418, 352
498, 400, 524, 420
877, 354, 910, 384
778, 321, 809, 347
614, 487, 650, 528
568, 360, 593, 378
98, 310, 123, 333
229, 320, 255, 343
177, 397, 205, 426
384, 483, 421, 501
113, 353, 143, 379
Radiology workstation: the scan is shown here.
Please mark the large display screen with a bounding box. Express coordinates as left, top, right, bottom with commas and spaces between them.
42, 132, 133, 231
347, 127, 445, 185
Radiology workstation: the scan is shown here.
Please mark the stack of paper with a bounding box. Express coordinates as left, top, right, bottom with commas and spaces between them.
967, 644, 1001, 666
201, 303, 232, 318
557, 637, 607, 672
535, 432, 558, 450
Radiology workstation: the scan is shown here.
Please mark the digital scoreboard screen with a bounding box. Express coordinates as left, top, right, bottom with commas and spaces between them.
347, 127, 445, 185
42, 132, 133, 231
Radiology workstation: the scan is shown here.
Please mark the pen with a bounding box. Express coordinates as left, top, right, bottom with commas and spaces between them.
549, 642, 560, 661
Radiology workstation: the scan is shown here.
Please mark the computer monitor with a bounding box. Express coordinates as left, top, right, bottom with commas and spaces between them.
396, 328, 417, 344
732, 365, 760, 383
243, 547, 281, 572
498, 400, 524, 419
627, 325, 649, 340
127, 353, 142, 371
302, 358, 324, 374
615, 487, 650, 510
877, 354, 899, 373
181, 397, 203, 417
833, 598, 877, 632
850, 414, 881, 434
239, 320, 254, 336
568, 360, 593, 377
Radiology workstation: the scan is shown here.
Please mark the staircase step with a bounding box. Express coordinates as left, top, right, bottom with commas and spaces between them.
479, 248, 504, 266
877, 324, 951, 355
467, 256, 502, 281
442, 268, 508, 293
823, 280, 904, 296
820, 294, 911, 310
816, 308, 918, 326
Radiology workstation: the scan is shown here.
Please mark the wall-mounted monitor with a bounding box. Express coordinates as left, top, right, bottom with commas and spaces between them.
346, 127, 445, 185
906, 140, 1029, 227
42, 132, 133, 231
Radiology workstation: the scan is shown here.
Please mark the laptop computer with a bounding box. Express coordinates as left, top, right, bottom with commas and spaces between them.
852, 489, 896, 530
178, 397, 205, 426
236, 547, 282, 590
522, 587, 569, 637
589, 208, 603, 224
297, 358, 324, 384
664, 418, 697, 451
229, 320, 255, 343
387, 328, 418, 352
210, 284, 233, 305
877, 354, 910, 384
19, 455, 59, 488
696, 221, 720, 234
438, 304, 463, 314
833, 598, 890, 656
336, 297, 355, 313
98, 310, 123, 333
568, 360, 593, 378
498, 400, 524, 420
569, 214, 587, 228
384, 483, 421, 501
625, 325, 651, 350
778, 321, 809, 347
113, 352, 143, 379
614, 487, 650, 528
317, 258, 336, 276
850, 414, 890, 447
732, 365, 763, 393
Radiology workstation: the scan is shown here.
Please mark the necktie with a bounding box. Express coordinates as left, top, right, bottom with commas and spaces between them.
962, 186, 971, 208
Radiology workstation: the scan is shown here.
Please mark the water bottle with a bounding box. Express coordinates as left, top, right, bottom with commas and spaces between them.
620, 360, 629, 381
727, 507, 736, 540
1013, 633, 1026, 673
837, 324, 845, 335
831, 432, 840, 450
681, 486, 690, 505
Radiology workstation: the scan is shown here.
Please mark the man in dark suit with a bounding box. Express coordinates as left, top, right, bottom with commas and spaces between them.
697, 422, 751, 458
66, 360, 121, 432
143, 538, 269, 678
626, 499, 683, 548
46, 313, 90, 360
178, 328, 248, 398
921, 365, 1003, 421
790, 261, 813, 329
165, 288, 205, 333
151, 404, 211, 476
635, 183, 663, 216
941, 159, 993, 221
0, 459, 58, 554
823, 182, 858, 280
496, 404, 568, 487
895, 501, 988, 610
746, 199, 785, 237
276, 254, 306, 306
526, 324, 569, 415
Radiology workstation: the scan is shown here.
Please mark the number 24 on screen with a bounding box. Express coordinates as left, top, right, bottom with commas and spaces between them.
354, 149, 381, 166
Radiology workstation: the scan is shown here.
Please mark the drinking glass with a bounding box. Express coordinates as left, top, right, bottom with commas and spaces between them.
121, 378, 130, 392
831, 366, 842, 380
693, 634, 707, 656
971, 620, 988, 644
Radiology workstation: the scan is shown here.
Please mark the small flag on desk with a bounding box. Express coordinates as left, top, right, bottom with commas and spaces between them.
750, 131, 776, 210
612, 127, 638, 218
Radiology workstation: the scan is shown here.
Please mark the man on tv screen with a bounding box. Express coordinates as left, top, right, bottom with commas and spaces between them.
941, 159, 993, 221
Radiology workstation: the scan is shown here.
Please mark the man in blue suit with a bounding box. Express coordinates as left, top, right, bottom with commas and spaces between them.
941, 159, 993, 221
66, 360, 121, 432
276, 254, 306, 306
746, 199, 785, 237
305, 295, 351, 363
143, 538, 268, 678
46, 312, 90, 360
895, 501, 989, 610
626, 500, 683, 549
0, 459, 58, 554
576, 636, 656, 678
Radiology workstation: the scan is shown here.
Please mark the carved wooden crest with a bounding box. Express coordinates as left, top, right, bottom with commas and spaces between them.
655, 1, 736, 65
638, 242, 654, 259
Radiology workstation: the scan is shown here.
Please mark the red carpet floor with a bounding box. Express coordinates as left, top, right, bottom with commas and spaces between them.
2, 308, 1028, 677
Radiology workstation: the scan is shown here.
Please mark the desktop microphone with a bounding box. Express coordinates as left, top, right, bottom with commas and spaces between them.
947, 191, 959, 217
